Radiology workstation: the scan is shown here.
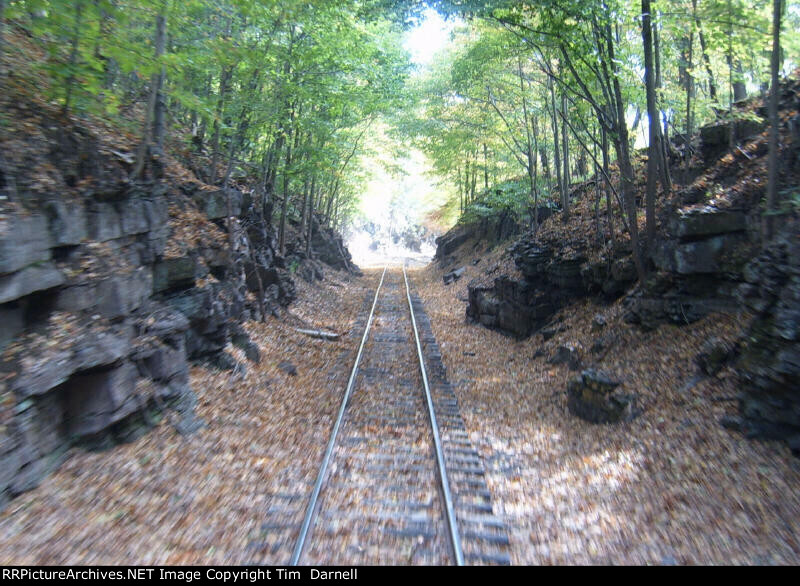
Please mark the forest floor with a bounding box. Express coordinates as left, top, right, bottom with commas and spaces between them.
0, 270, 378, 565
414, 240, 800, 564
1, 253, 799, 565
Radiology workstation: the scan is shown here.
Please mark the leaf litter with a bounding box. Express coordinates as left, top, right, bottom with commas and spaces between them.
410, 255, 800, 565
0, 270, 378, 565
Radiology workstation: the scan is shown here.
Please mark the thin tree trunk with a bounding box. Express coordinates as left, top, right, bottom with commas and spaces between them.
594, 126, 601, 243
549, 76, 563, 211
518, 56, 538, 226
63, 1, 85, 114
765, 0, 783, 241
306, 182, 316, 258
209, 65, 232, 184
0, 0, 6, 80
606, 21, 645, 281
532, 116, 539, 228
131, 4, 167, 180
561, 91, 570, 221
300, 173, 310, 244
278, 118, 295, 255
541, 145, 551, 196
653, 12, 673, 192
693, 0, 717, 101
464, 159, 471, 205
732, 60, 747, 101
470, 152, 477, 201
325, 181, 337, 223
152, 12, 167, 151
483, 142, 489, 191
602, 123, 615, 246
643, 0, 659, 251
684, 31, 695, 139
456, 165, 462, 214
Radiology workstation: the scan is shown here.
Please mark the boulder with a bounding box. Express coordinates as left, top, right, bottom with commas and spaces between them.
567, 369, 636, 424
138, 341, 188, 383
443, 267, 466, 285
672, 234, 746, 275
231, 326, 261, 364
71, 323, 133, 373
512, 242, 552, 278
591, 314, 607, 332
547, 255, 586, 291
548, 344, 582, 371
695, 337, 736, 376
279, 361, 298, 376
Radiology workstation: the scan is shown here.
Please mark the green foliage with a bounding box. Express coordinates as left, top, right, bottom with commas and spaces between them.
7, 0, 799, 235
5, 0, 415, 231
459, 177, 557, 225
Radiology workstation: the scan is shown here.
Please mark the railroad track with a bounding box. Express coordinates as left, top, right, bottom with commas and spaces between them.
247, 266, 510, 565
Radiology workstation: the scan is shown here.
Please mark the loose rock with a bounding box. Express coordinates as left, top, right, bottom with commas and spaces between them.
567, 369, 636, 424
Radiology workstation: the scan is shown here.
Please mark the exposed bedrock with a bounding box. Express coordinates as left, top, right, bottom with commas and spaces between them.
0, 122, 356, 507
465, 239, 635, 339
732, 226, 800, 449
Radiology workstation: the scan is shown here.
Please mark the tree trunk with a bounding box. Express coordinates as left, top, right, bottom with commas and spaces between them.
306, 182, 316, 258
548, 76, 563, 212
470, 153, 477, 201
483, 142, 489, 191
278, 119, 295, 255
733, 60, 747, 102
518, 55, 538, 226
561, 91, 570, 221
606, 22, 645, 281
653, 11, 672, 191
131, 5, 167, 180
464, 160, 470, 206
540, 145, 551, 196
642, 0, 659, 251
63, 1, 85, 114
602, 123, 614, 246
457, 165, 463, 214
765, 0, 783, 242
682, 31, 695, 139
152, 12, 167, 151
0, 0, 6, 80
209, 64, 232, 185
300, 170, 314, 247
531, 116, 539, 228
693, 0, 717, 102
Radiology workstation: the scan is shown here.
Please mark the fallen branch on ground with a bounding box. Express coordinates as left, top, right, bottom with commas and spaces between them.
295, 328, 340, 341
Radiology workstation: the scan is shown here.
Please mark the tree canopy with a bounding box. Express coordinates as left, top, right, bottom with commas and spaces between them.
2, 0, 796, 253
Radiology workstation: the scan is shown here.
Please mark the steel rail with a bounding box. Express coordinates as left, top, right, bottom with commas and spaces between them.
289, 265, 388, 566
402, 264, 465, 566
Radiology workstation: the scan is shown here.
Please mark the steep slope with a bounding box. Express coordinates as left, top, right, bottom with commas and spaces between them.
431, 73, 800, 451
0, 65, 358, 508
